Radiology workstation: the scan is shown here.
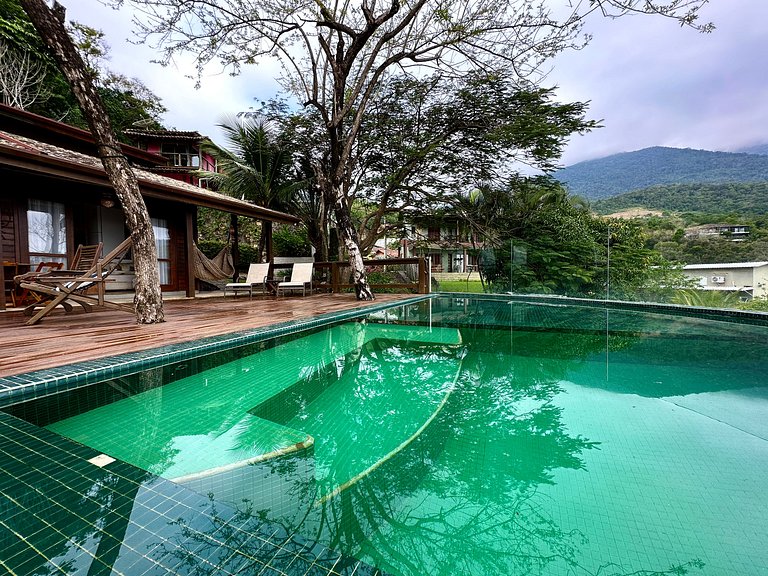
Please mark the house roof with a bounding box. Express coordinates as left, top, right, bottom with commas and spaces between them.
686, 223, 749, 230
0, 130, 299, 224
683, 262, 768, 270
124, 128, 206, 141
0, 103, 166, 167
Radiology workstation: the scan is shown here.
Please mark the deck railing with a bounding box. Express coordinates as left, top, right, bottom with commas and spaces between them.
297, 257, 430, 294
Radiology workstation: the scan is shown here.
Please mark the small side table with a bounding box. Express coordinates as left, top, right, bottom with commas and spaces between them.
265, 278, 280, 296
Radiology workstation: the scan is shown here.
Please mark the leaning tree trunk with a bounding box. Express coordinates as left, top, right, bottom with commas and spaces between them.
20, 0, 164, 324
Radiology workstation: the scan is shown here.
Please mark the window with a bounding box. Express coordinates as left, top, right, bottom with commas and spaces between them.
27, 199, 67, 266
152, 218, 171, 285
160, 142, 200, 167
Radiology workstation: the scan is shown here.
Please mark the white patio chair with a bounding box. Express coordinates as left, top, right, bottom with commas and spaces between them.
276, 262, 314, 297
224, 262, 270, 298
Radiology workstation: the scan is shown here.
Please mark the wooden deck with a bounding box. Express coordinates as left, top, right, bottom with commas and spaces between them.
0, 292, 417, 378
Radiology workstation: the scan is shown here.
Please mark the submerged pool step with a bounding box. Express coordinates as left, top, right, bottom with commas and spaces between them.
43, 322, 463, 490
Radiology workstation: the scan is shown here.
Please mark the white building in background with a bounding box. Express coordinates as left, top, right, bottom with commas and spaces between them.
681, 262, 768, 299
684, 224, 750, 241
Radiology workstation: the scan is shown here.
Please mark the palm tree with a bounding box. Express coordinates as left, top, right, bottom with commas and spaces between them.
671, 288, 743, 308
199, 115, 302, 264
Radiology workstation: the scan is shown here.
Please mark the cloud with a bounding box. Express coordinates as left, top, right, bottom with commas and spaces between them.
64, 0, 768, 164
549, 0, 768, 165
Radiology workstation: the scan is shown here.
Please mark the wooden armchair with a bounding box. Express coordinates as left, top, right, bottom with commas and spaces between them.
15, 261, 64, 306
17, 238, 133, 325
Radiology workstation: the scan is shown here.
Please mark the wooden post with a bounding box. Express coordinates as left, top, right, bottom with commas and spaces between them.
418, 257, 429, 294
264, 221, 273, 263
185, 209, 196, 298
0, 263, 6, 309
331, 262, 340, 293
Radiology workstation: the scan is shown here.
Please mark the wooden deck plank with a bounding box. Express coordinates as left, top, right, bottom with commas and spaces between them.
0, 293, 415, 378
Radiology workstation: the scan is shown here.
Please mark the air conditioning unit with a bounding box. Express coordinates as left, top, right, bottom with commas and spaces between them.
712, 275, 726, 284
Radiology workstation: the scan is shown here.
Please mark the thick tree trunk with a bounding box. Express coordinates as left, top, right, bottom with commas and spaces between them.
333, 192, 373, 301
20, 0, 164, 323
314, 163, 372, 298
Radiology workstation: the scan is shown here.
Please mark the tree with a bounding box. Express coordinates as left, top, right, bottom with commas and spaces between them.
19, 0, 164, 324
0, 39, 47, 107
459, 177, 684, 300
1, 1, 165, 136
198, 115, 305, 266
347, 72, 599, 255
65, 20, 167, 137
0, 0, 60, 110
114, 0, 711, 300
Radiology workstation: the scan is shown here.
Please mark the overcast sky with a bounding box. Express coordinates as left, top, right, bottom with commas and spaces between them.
64, 0, 768, 167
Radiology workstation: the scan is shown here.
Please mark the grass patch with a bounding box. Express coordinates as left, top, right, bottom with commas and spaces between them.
436, 280, 485, 293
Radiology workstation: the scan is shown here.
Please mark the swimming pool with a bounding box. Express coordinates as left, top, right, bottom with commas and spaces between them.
3, 295, 768, 575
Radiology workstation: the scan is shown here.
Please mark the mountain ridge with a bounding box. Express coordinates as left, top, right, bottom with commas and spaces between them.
554, 146, 768, 200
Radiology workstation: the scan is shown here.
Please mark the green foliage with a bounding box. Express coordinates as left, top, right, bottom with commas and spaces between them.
364, 268, 401, 293
359, 72, 598, 216
0, 0, 48, 55
236, 243, 260, 265
738, 296, 768, 312
273, 224, 311, 257
196, 207, 261, 245
555, 146, 768, 200
1, 2, 165, 138
197, 239, 261, 271
670, 288, 743, 308
196, 239, 226, 260
461, 177, 677, 300
198, 117, 299, 208
197, 117, 312, 260
593, 182, 768, 215
662, 238, 768, 265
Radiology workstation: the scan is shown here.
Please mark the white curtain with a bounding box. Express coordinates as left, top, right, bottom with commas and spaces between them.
27, 199, 66, 265
152, 217, 171, 284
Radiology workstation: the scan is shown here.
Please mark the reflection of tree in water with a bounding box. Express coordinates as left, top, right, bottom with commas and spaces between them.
155, 322, 703, 576
4, 466, 153, 576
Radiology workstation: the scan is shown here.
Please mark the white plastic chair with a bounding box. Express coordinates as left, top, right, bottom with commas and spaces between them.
224, 263, 270, 298
276, 262, 313, 296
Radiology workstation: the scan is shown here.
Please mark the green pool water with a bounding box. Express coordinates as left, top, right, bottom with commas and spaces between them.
17, 298, 768, 576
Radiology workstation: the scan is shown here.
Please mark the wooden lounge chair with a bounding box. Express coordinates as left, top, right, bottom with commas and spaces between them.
18, 238, 133, 325
276, 262, 314, 297
71, 243, 103, 272
15, 261, 64, 306
12, 243, 103, 304
223, 262, 270, 298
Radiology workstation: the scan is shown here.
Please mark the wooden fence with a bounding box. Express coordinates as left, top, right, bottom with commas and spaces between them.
272, 257, 430, 294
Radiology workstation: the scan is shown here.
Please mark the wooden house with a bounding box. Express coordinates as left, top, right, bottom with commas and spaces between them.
0, 103, 299, 308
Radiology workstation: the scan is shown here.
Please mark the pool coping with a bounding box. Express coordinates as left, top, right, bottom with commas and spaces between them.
438, 291, 768, 327
7, 292, 768, 408
0, 294, 432, 408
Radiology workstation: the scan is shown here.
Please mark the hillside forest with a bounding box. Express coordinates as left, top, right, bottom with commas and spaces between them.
590, 182, 768, 265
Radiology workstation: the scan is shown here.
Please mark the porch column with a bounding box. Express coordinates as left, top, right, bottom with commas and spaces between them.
185, 209, 196, 297
264, 220, 273, 263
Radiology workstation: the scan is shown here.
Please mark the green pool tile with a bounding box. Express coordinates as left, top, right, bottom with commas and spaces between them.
4, 553, 51, 576
4, 295, 768, 575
